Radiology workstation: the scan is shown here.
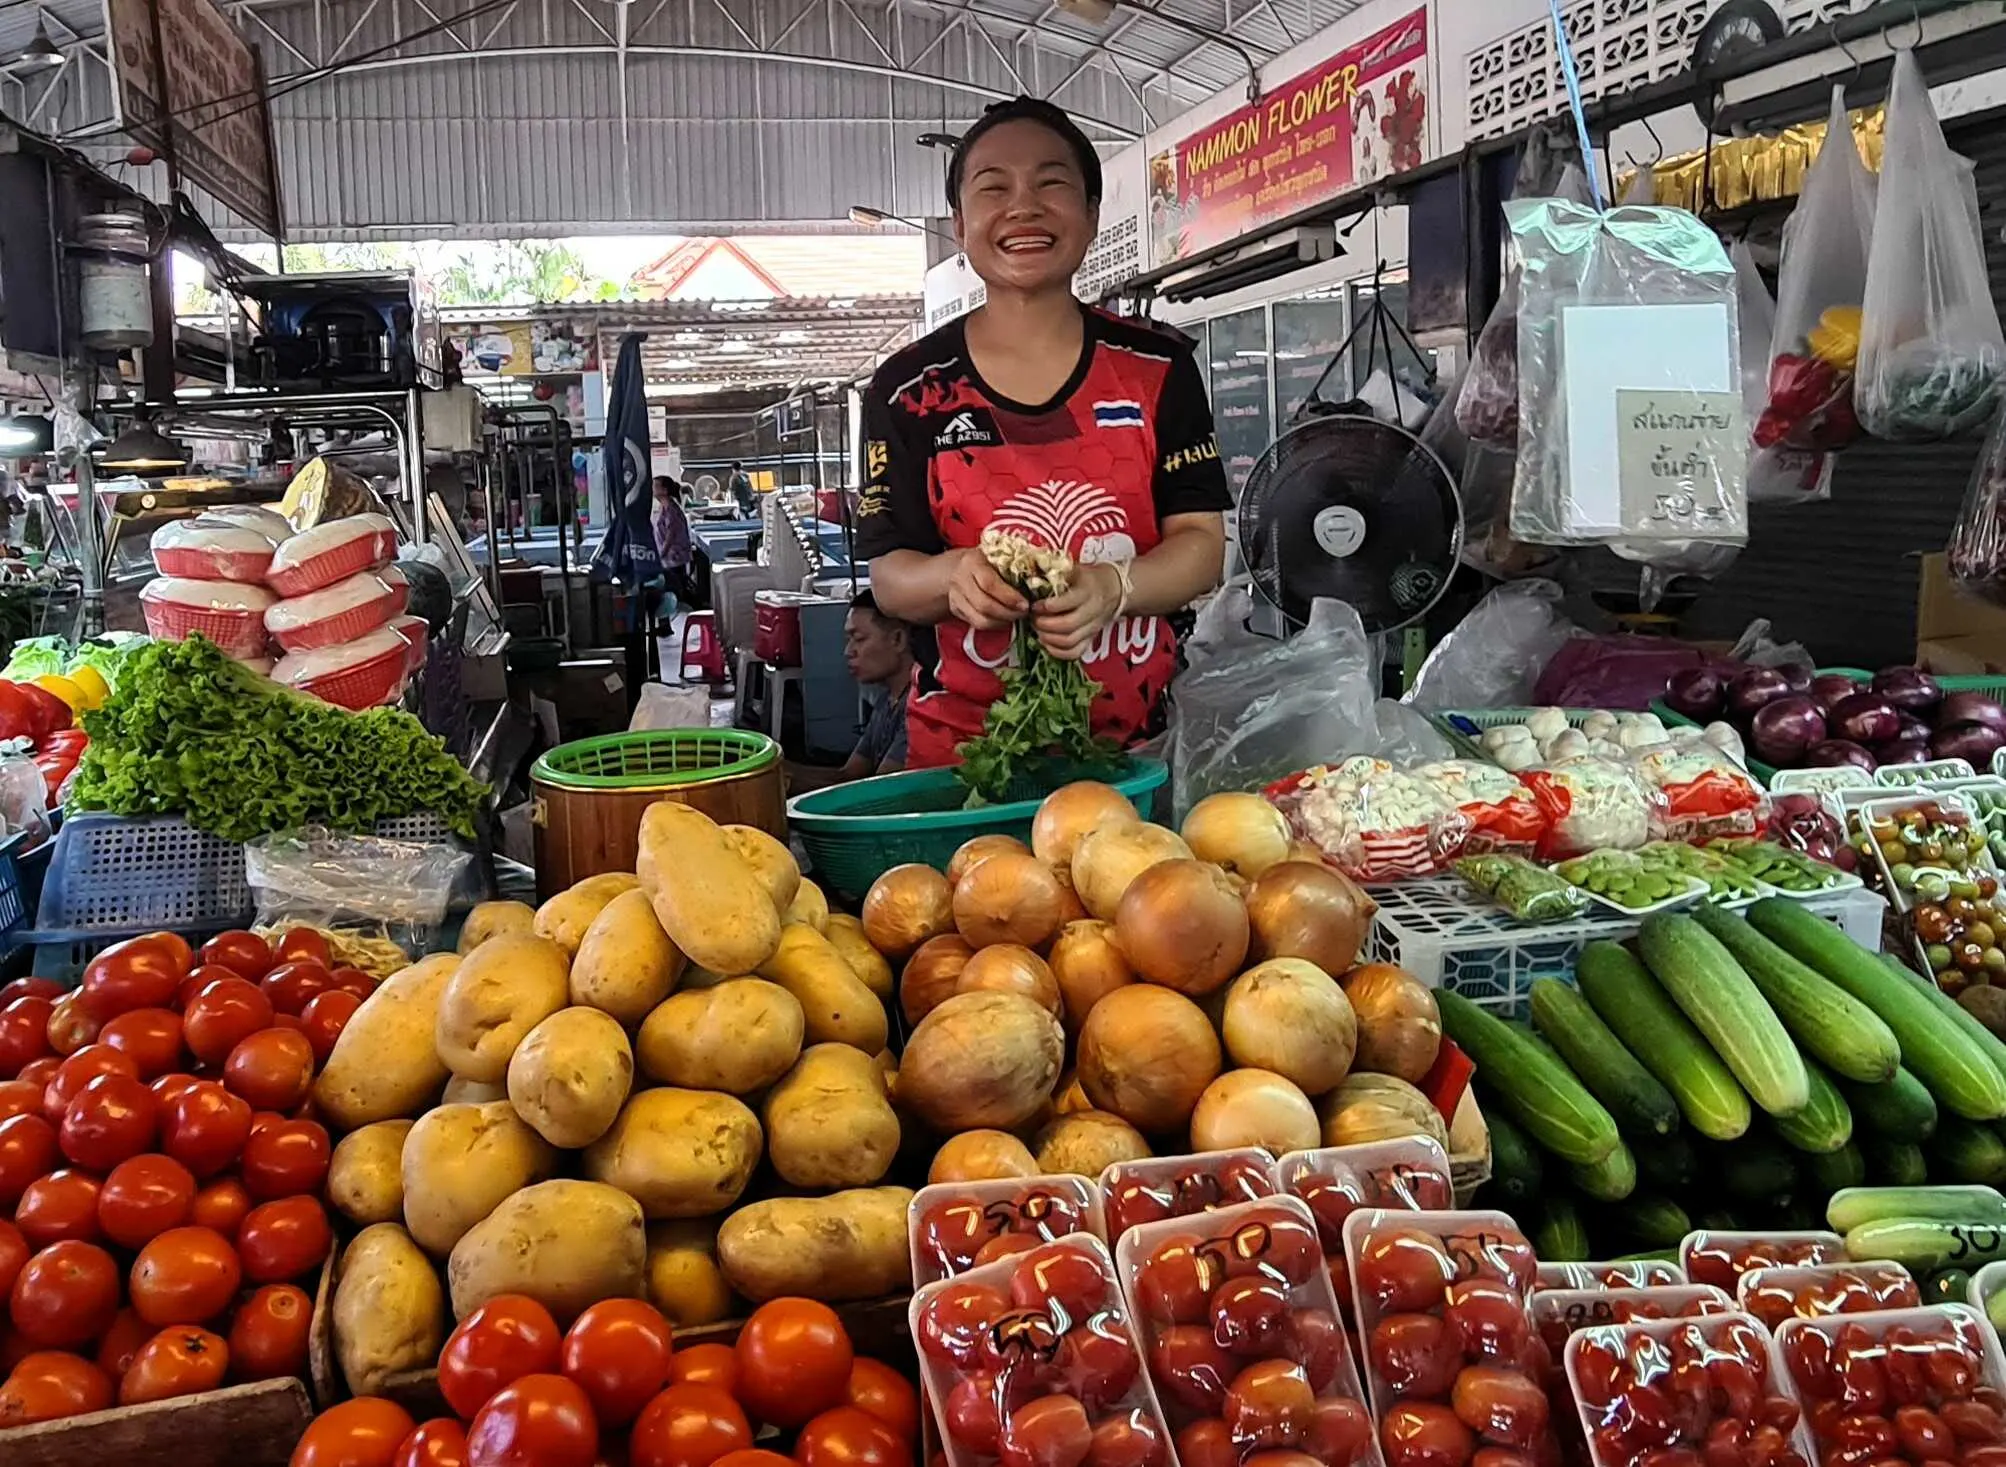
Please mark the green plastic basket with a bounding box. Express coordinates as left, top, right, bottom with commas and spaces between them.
788, 756, 1170, 902
531, 729, 779, 789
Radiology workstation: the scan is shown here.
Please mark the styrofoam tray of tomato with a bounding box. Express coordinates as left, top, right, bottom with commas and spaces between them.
910, 1175, 1106, 1288
1532, 1288, 1738, 1352
1342, 1208, 1556, 1467
1099, 1149, 1278, 1244
911, 1231, 1172, 1467
1535, 1262, 1689, 1293
1738, 1263, 1922, 1331
1114, 1194, 1377, 1467
1774, 1303, 2006, 1467
0, 928, 374, 1425
1276, 1139, 1453, 1325
1564, 1310, 1811, 1467
1680, 1231, 1849, 1295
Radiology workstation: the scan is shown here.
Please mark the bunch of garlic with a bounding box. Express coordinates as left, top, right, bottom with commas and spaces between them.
980, 527, 1072, 598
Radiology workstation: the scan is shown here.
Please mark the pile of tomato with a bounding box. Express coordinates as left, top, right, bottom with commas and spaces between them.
1567, 1316, 1804, 1467
1739, 1264, 1923, 1333
1777, 1310, 2006, 1467
911, 1177, 1100, 1287
1277, 1138, 1453, 1324
1101, 1153, 1277, 1243
1682, 1235, 1847, 1296
0, 926, 375, 1424
915, 1234, 1172, 1467
295, 1295, 919, 1467
1350, 1216, 1554, 1467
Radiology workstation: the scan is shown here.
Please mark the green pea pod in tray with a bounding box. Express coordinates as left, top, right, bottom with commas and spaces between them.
1708, 837, 1861, 896
1453, 853, 1588, 922
1554, 849, 1708, 915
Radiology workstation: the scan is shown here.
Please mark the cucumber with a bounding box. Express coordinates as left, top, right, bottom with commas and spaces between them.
1895, 957, 2006, 1090
1689, 904, 1901, 1083
1931, 1118, 2006, 1185
1437, 991, 1621, 1165
1570, 1139, 1638, 1202
1864, 1138, 1930, 1186
1843, 1216, 2006, 1272
1716, 1133, 1800, 1203
1636, 1130, 1699, 1192
1771, 1060, 1854, 1155
1576, 942, 1753, 1141
1638, 912, 1810, 1117
1805, 1142, 1867, 1193
1535, 1194, 1592, 1262
1697, 1209, 1747, 1231
1840, 1066, 1940, 1143
1528, 978, 1681, 1138
1613, 1193, 1694, 1252
1482, 1109, 1544, 1209
1827, 1184, 2006, 1233
1927, 1268, 1973, 1304
1746, 900, 2006, 1120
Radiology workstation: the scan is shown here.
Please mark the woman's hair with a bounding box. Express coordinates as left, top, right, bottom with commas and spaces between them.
946, 97, 1103, 212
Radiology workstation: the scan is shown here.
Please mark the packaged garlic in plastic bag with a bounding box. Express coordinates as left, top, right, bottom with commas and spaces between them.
1520, 755, 1665, 859
1265, 756, 1471, 881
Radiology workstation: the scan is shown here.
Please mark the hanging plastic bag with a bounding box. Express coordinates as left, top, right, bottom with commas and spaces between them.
1757, 88, 1875, 454
1948, 405, 2006, 604
1734, 241, 1835, 504
1857, 50, 2006, 440
1404, 579, 1576, 711
1509, 199, 1748, 549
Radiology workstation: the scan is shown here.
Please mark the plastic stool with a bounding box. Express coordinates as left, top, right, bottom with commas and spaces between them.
680, 612, 727, 683
767, 667, 804, 743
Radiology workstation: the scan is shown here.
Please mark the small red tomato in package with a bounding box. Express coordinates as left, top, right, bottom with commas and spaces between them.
1102, 1150, 1278, 1244
910, 1174, 1102, 1288
1679, 1231, 1845, 1296
1736, 1262, 1921, 1332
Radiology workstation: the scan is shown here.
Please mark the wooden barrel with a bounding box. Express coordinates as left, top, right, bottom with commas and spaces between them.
530, 729, 785, 900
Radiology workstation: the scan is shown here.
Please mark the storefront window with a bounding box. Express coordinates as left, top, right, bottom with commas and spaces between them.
1274, 295, 1347, 420
1207, 309, 1271, 499
1348, 277, 1439, 396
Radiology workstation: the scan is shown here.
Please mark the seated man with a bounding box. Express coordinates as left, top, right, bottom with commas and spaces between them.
840, 591, 916, 780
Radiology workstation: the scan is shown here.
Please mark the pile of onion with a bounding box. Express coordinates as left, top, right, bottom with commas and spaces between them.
1245, 861, 1375, 974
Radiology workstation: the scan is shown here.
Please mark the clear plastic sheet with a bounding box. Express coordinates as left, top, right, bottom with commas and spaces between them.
0, 751, 50, 846
245, 826, 470, 957
1857, 49, 2006, 440
1404, 579, 1576, 712
1734, 241, 1836, 505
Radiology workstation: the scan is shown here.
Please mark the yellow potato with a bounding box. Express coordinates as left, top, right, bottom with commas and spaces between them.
722, 825, 802, 913
441, 1077, 507, 1105
507, 1007, 633, 1148
448, 1180, 646, 1321
636, 980, 803, 1095
333, 1223, 447, 1397
823, 914, 895, 1002
644, 1219, 736, 1327
784, 878, 830, 933
459, 901, 538, 954
756, 923, 889, 1053
401, 1100, 559, 1255
584, 1087, 763, 1219
533, 873, 641, 958
569, 888, 686, 1026
328, 1120, 413, 1227
636, 802, 782, 975
314, 953, 461, 1129
763, 1044, 900, 1189
717, 1187, 914, 1303
435, 933, 571, 1083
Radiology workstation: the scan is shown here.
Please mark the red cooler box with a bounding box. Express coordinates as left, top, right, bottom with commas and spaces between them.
753, 591, 812, 667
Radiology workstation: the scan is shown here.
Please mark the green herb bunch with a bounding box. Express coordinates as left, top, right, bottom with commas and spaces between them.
69, 635, 488, 842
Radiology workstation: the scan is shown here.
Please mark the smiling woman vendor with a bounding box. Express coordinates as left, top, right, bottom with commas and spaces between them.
857, 97, 1232, 769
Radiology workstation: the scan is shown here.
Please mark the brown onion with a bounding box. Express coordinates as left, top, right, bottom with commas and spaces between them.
861, 863, 954, 960
946, 833, 1031, 887
900, 934, 974, 1026
1047, 919, 1133, 1031
1189, 1069, 1320, 1154
953, 850, 1066, 950
1072, 823, 1191, 921
1245, 861, 1375, 975
1340, 963, 1442, 1083
1034, 1110, 1151, 1176
956, 943, 1062, 1018
928, 1129, 1038, 1184
1180, 792, 1293, 877
899, 990, 1064, 1133
1077, 984, 1221, 1134
1032, 781, 1141, 867
1221, 958, 1358, 1095
1113, 858, 1249, 997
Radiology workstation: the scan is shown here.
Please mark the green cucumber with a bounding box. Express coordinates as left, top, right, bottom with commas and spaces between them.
1989, 1284, 2006, 1335
1843, 1216, 2006, 1272
1528, 978, 1681, 1138
1635, 1131, 1699, 1192
1839, 1066, 1940, 1143
1926, 1268, 1973, 1304
1690, 904, 1901, 1083
1895, 957, 2006, 1089
1864, 1138, 1930, 1186
1613, 1193, 1694, 1251
1638, 912, 1810, 1117
1697, 1209, 1747, 1231
1931, 1118, 2006, 1185
1482, 1109, 1544, 1209
1436, 991, 1620, 1165
1576, 942, 1752, 1141
1805, 1141, 1867, 1193
1770, 1060, 1854, 1154
1746, 900, 2006, 1120
1570, 1139, 1637, 1202
1535, 1194, 1592, 1262
1716, 1133, 1800, 1203
1827, 1184, 2006, 1233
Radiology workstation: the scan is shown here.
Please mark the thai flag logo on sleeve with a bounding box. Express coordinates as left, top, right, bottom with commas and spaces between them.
1093, 400, 1145, 428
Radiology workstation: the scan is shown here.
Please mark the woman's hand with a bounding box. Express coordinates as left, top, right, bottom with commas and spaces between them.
946, 546, 1029, 630
1033, 561, 1124, 661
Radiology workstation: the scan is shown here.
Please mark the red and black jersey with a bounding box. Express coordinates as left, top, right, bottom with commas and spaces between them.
857, 307, 1231, 769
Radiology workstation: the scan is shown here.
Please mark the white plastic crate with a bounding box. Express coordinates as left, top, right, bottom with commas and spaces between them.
1364, 877, 1885, 1015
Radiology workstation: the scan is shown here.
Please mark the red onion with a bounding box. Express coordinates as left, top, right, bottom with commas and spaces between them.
1870, 665, 1943, 714
1777, 662, 1814, 695
1805, 739, 1876, 771
1750, 695, 1826, 766
1727, 667, 1793, 721
1937, 692, 2006, 736
1810, 674, 1860, 714
1664, 667, 1726, 722
1933, 722, 2006, 765
1876, 734, 1934, 766
1828, 692, 1902, 747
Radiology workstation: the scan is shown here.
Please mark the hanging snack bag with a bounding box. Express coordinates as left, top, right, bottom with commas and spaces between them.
1734, 240, 1835, 504
1857, 51, 2006, 440
1100, 1150, 1277, 1244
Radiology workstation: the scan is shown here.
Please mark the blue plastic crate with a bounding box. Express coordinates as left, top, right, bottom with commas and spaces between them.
34, 813, 255, 940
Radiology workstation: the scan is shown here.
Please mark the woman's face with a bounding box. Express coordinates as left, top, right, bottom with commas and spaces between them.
954, 119, 1097, 295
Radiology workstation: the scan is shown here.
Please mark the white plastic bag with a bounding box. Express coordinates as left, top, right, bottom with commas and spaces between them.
630, 682, 710, 731
1857, 50, 2006, 440
246, 827, 471, 957
1949, 406, 2006, 604
1733, 241, 1835, 505
1404, 579, 1576, 711
1758, 87, 1875, 454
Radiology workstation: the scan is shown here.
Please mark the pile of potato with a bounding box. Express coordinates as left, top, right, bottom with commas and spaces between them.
314, 801, 912, 1402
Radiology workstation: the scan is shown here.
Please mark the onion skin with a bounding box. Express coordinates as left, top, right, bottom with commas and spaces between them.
1933, 721, 2006, 766
1113, 859, 1249, 997
1244, 862, 1375, 975
1810, 674, 1859, 715
1339, 964, 1441, 1083
1032, 782, 1141, 868
1876, 734, 1934, 766
1034, 1110, 1151, 1176
1180, 792, 1293, 878
1871, 665, 1942, 713
1072, 823, 1192, 922
1805, 739, 1876, 771
1750, 695, 1826, 764
928, 1130, 1038, 1184
952, 851, 1066, 950
1939, 692, 2006, 736
1827, 693, 1900, 749
861, 863, 955, 960
1220, 958, 1358, 1096
1664, 667, 1725, 721
1077, 984, 1222, 1134
956, 943, 1062, 1019
947, 834, 1031, 887
1726, 667, 1792, 720
1189, 1069, 1320, 1154
1047, 920, 1133, 1031
900, 934, 974, 1026
899, 990, 1064, 1133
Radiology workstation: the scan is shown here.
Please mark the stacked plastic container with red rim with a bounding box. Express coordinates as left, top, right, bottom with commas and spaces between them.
141, 514, 285, 659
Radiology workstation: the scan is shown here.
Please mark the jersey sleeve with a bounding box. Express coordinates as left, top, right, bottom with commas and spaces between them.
1152, 349, 1232, 517
855, 378, 942, 559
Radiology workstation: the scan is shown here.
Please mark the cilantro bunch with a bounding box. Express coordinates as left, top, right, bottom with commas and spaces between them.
69, 635, 488, 842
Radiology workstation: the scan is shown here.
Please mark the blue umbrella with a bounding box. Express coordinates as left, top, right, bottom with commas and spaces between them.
591, 332, 662, 585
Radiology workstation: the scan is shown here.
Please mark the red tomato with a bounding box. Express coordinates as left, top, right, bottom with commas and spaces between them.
1381, 1402, 1476, 1467
120, 1325, 229, 1404
272, 928, 332, 967
15, 1169, 102, 1247
97, 1009, 184, 1079
799, 1405, 914, 1467
291, 1396, 418, 1467
439, 1295, 564, 1420
0, 1219, 25, 1300
670, 1343, 739, 1393
1357, 1229, 1455, 1316
1149, 1325, 1237, 1416
190, 1177, 254, 1239
557, 1297, 672, 1428
161, 1079, 254, 1177
1370, 1314, 1463, 1400
629, 1382, 753, 1467
145, 932, 195, 975
1443, 1281, 1530, 1365
1224, 1360, 1317, 1455
0, 994, 53, 1077
0, 1112, 57, 1208
735, 1297, 854, 1428
1450, 1368, 1549, 1450
223, 1028, 315, 1110
237, 1195, 331, 1282
97, 1153, 197, 1248
59, 1072, 158, 1171
199, 932, 273, 981
131, 1225, 242, 1326
996, 1397, 1090, 1467
45, 993, 102, 1055
0, 1348, 114, 1425
41, 1043, 138, 1125
261, 962, 333, 1018
79, 936, 187, 1021
150, 1073, 200, 1108
915, 1280, 1009, 1368
712, 1454, 794, 1467
1089, 1415, 1169, 1467
182, 978, 275, 1064
239, 1118, 330, 1201
0, 977, 61, 1006
1011, 1242, 1111, 1319
9, 1240, 120, 1348
0, 1076, 41, 1120
229, 1283, 314, 1380
96, 1306, 154, 1378
17, 1055, 58, 1088
331, 968, 379, 1001
845, 1357, 920, 1443
465, 1373, 600, 1467
394, 1419, 470, 1467
299, 990, 363, 1064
